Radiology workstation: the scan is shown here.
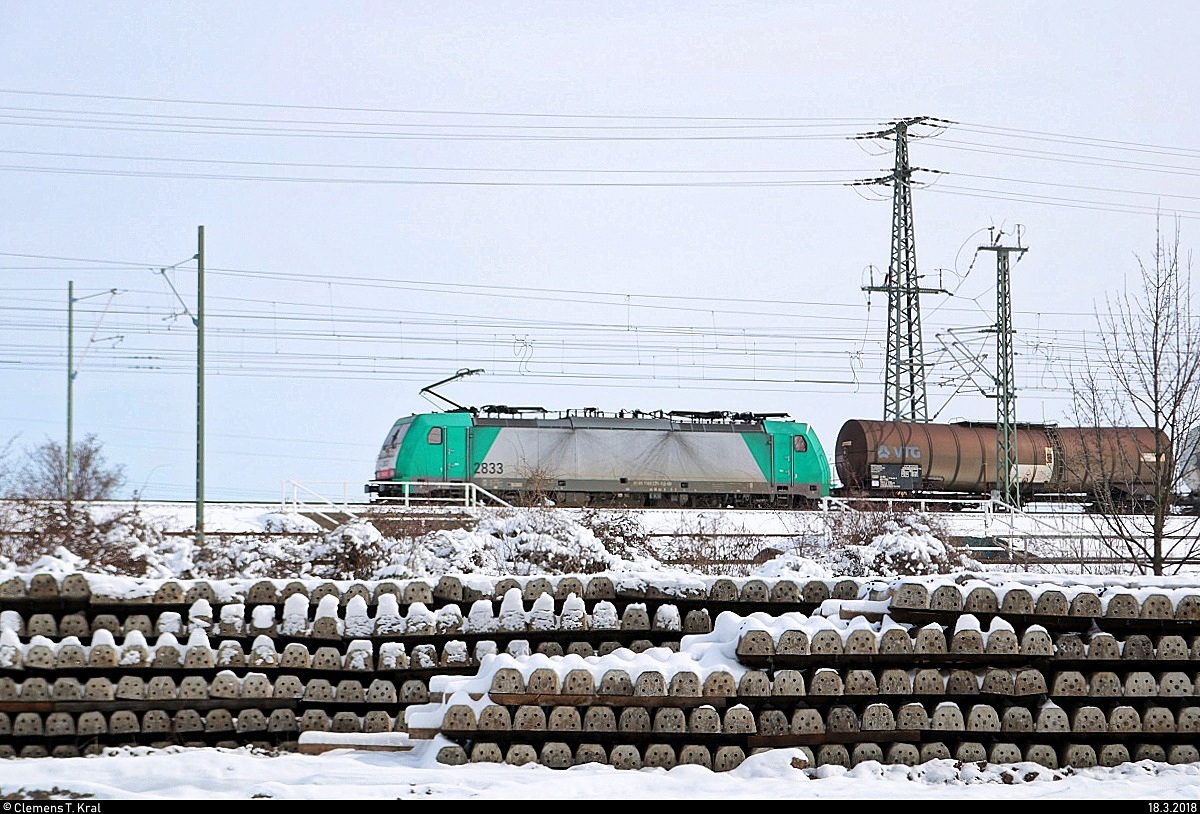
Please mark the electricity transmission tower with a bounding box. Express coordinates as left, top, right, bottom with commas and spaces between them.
981, 230, 1027, 509
856, 117, 947, 423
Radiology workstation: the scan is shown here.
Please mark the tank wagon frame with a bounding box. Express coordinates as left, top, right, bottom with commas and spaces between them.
366, 407, 831, 509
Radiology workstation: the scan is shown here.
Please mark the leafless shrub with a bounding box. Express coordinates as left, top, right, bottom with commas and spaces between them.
479, 508, 615, 574
823, 506, 937, 547
14, 434, 126, 501
328, 506, 620, 578
350, 507, 481, 578
823, 508, 973, 577
510, 461, 557, 508
655, 513, 779, 577
577, 508, 654, 561
0, 435, 17, 498
190, 516, 315, 580
0, 498, 158, 576
307, 519, 396, 580
362, 507, 478, 539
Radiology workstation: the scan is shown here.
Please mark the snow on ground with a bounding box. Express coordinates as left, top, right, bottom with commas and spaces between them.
6, 741, 1200, 800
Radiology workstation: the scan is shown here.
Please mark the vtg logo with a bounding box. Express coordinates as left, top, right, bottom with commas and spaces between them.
876, 445, 922, 460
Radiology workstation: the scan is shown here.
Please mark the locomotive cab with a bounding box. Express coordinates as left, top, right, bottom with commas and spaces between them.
365, 412, 474, 498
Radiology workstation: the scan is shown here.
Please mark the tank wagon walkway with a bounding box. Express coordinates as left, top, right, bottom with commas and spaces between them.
3, 569, 1200, 772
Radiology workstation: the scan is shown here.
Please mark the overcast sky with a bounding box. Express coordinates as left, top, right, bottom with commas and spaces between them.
2, 2, 1198, 502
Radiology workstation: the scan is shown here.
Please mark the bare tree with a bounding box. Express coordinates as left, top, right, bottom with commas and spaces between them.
509, 459, 559, 508
15, 433, 127, 501
0, 435, 17, 498
1069, 216, 1200, 574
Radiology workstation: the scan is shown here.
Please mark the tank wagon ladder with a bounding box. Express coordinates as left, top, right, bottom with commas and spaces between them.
1039, 422, 1089, 512
1044, 423, 1065, 488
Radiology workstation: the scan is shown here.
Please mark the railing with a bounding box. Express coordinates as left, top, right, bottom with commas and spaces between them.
365, 481, 512, 509
281, 480, 363, 510
817, 495, 1095, 565
820, 495, 994, 514
280, 480, 363, 528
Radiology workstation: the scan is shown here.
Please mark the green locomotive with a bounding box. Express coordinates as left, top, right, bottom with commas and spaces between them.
366, 407, 832, 508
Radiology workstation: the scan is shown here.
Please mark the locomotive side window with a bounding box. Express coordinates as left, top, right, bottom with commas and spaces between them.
793, 436, 808, 453
427, 427, 443, 445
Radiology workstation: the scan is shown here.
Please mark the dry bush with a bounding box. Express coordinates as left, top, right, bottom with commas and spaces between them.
190, 515, 323, 580
0, 498, 158, 576
655, 513, 780, 577
13, 434, 125, 501
340, 506, 619, 578
361, 507, 477, 539
305, 519, 393, 580
190, 533, 313, 580
577, 508, 654, 561
477, 507, 615, 574
0, 435, 16, 497
821, 506, 932, 547
822, 507, 973, 577
348, 508, 482, 579
510, 461, 557, 508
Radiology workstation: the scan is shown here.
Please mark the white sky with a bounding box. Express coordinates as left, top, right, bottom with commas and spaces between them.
2, 2, 1199, 501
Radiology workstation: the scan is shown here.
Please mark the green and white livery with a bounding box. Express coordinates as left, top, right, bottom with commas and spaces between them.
367, 408, 831, 508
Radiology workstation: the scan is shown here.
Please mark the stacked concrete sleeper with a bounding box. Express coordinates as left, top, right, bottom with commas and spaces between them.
2, 572, 1200, 770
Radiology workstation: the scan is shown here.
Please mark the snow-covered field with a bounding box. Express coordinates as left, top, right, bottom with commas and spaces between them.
5, 740, 1200, 800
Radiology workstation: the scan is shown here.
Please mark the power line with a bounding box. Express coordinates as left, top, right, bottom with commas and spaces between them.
0, 104, 876, 133
954, 121, 1200, 160
0, 148, 872, 175
0, 88, 883, 122
0, 163, 857, 187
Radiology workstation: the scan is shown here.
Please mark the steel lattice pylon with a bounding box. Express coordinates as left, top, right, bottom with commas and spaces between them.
981, 240, 1027, 509
859, 117, 945, 423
